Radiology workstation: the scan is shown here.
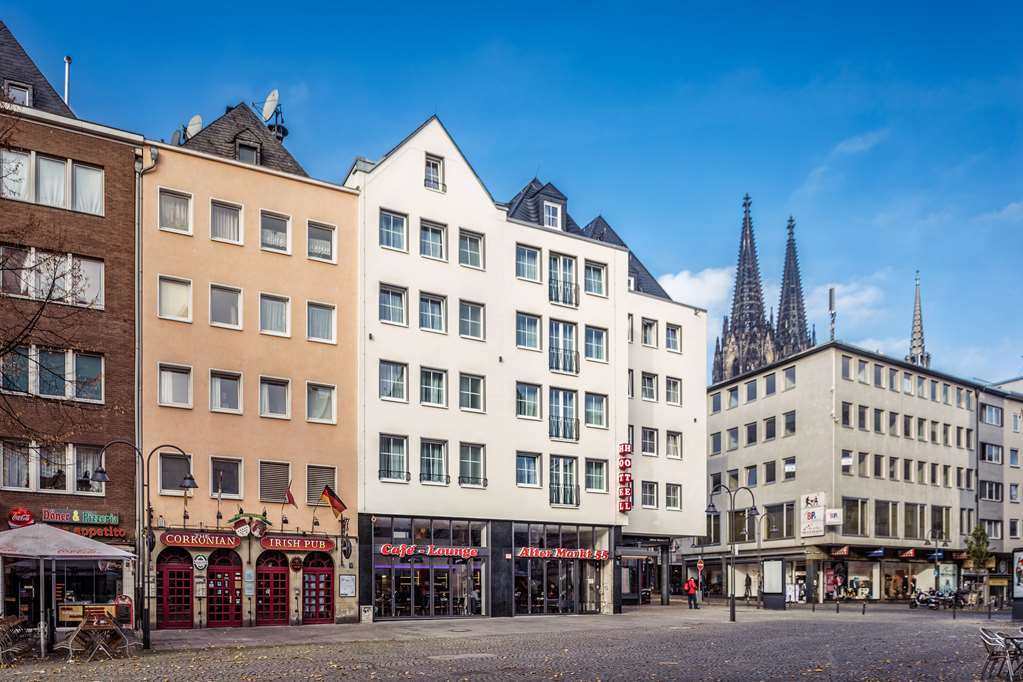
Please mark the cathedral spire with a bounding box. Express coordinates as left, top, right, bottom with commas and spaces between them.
776, 216, 811, 359
906, 270, 931, 368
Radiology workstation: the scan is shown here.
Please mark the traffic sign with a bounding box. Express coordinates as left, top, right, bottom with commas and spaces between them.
697, 559, 705, 573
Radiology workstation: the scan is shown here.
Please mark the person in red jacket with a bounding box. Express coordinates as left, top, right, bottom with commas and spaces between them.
685, 576, 699, 609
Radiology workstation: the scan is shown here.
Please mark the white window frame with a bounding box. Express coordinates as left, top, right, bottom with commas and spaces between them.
208, 283, 243, 331
543, 201, 562, 229
665, 377, 682, 406
516, 312, 541, 351
71, 351, 104, 404
424, 154, 445, 192
379, 284, 408, 327
305, 381, 337, 424
157, 274, 192, 323
158, 450, 193, 497
157, 362, 193, 409
419, 292, 447, 334
641, 318, 657, 347
641, 372, 658, 402
379, 434, 409, 483
583, 260, 607, 297
307, 220, 337, 264
515, 382, 541, 420
458, 373, 486, 413
3, 80, 32, 107
379, 209, 408, 252
378, 360, 408, 403
306, 300, 337, 344
259, 209, 292, 254
209, 455, 243, 500
516, 452, 542, 489
258, 375, 292, 420
420, 367, 448, 408
258, 292, 291, 337
666, 324, 681, 353
584, 326, 607, 363
515, 244, 541, 282
208, 198, 244, 246
641, 481, 658, 509
458, 300, 485, 340
209, 368, 243, 414
157, 186, 194, 235
665, 483, 682, 511
584, 392, 608, 429
641, 427, 658, 456
419, 220, 447, 261
458, 229, 485, 270
584, 458, 608, 493
666, 431, 683, 460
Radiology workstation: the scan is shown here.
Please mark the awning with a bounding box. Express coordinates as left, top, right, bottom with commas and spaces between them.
0, 523, 135, 560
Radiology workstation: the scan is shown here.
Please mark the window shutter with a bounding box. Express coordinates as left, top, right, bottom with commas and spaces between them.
259, 461, 290, 502
307, 465, 336, 505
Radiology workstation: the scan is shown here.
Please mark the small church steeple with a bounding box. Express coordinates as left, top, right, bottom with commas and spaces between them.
906, 271, 931, 368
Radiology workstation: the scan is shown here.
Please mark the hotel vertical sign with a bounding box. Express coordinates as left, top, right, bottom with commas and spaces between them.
618, 442, 633, 513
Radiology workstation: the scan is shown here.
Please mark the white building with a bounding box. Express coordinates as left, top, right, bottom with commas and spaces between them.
344, 117, 706, 618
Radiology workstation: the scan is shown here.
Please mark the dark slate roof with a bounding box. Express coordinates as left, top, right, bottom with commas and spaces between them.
506, 178, 584, 235
584, 215, 672, 301
0, 21, 74, 118
183, 103, 306, 176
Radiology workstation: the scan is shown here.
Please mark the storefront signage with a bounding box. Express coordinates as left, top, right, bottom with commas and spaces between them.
290, 557, 304, 571
160, 531, 242, 549
830, 545, 850, 557
8, 508, 34, 528
952, 552, 968, 561
825, 509, 842, 526
379, 543, 480, 559
260, 535, 335, 552
800, 492, 826, 538
64, 525, 128, 540
193, 554, 208, 571
41, 508, 119, 525
517, 546, 610, 561
1014, 549, 1023, 600
339, 574, 357, 597
618, 442, 633, 513
899, 548, 916, 559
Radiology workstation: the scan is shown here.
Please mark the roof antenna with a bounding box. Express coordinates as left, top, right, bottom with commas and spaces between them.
828, 286, 837, 341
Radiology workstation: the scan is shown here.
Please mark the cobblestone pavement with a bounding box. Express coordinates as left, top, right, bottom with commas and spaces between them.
0, 605, 997, 680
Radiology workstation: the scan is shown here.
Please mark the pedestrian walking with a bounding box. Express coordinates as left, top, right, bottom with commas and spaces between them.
685, 576, 699, 609
744, 574, 752, 603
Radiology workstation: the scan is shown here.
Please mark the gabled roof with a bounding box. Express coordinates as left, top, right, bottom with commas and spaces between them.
183, 103, 306, 177
0, 21, 74, 118
506, 178, 584, 235
584, 215, 671, 301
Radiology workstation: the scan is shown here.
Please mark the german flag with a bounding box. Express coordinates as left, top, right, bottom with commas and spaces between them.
320, 485, 347, 519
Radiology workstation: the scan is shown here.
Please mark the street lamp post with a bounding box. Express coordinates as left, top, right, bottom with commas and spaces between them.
923, 529, 950, 593
706, 483, 757, 622
95, 440, 191, 650
755, 510, 778, 609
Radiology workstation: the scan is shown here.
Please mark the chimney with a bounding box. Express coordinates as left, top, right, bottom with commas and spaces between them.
63, 55, 72, 106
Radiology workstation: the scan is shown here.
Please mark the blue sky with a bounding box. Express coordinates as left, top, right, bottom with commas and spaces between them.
5, 3, 1021, 381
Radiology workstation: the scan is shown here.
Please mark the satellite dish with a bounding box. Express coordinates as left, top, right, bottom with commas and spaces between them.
262, 88, 280, 122
185, 114, 202, 139
170, 130, 181, 146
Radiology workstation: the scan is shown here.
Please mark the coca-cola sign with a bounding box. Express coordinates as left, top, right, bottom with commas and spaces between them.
8, 508, 34, 528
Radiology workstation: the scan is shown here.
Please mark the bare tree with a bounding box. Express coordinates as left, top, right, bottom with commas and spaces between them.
0, 94, 110, 447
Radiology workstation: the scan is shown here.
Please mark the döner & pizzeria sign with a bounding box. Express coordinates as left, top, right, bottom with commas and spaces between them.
160, 531, 241, 549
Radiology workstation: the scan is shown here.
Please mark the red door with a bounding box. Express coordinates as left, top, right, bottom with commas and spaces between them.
302, 552, 334, 624
206, 549, 243, 628
156, 548, 193, 629
255, 551, 290, 625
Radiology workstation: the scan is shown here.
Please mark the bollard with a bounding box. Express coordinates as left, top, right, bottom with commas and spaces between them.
836, 600, 840, 614
988, 602, 992, 620
862, 601, 866, 615
812, 600, 815, 613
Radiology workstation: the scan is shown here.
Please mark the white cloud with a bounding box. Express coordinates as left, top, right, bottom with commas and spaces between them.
832, 129, 890, 156
975, 200, 1023, 223
658, 266, 734, 313
806, 274, 889, 328
793, 165, 828, 199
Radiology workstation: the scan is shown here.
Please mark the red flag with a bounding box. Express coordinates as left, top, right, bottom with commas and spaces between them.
319, 485, 346, 519
285, 480, 296, 507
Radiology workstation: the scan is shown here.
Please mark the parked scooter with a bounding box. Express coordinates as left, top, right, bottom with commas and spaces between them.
909, 589, 940, 609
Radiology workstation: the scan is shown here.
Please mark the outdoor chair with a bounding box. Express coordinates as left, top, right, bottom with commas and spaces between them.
979, 629, 1008, 680
112, 622, 141, 658
53, 622, 88, 662
0, 620, 32, 664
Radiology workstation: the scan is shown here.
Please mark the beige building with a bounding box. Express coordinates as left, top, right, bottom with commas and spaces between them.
139, 104, 359, 627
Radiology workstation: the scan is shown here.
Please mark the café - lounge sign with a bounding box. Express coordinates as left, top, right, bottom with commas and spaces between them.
160, 531, 241, 549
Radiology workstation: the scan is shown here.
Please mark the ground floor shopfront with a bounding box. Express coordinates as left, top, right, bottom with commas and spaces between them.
358, 514, 618, 620
682, 545, 967, 603
149, 529, 358, 629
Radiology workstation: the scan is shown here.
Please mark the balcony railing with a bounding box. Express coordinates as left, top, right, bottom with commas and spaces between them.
548, 279, 578, 306
548, 346, 579, 374
424, 177, 447, 192
419, 472, 450, 484
458, 475, 488, 487
549, 416, 580, 441
379, 468, 411, 481
549, 484, 580, 507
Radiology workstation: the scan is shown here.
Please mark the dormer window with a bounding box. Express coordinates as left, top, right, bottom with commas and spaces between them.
237, 142, 260, 165
3, 81, 31, 107
543, 201, 562, 229
425, 154, 444, 192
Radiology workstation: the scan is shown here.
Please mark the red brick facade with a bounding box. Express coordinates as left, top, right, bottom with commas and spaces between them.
0, 113, 137, 542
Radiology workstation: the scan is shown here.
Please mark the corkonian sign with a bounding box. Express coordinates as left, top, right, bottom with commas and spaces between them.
800, 492, 826, 538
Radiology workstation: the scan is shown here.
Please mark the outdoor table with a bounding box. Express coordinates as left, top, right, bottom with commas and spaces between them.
998, 633, 1023, 681
78, 620, 126, 662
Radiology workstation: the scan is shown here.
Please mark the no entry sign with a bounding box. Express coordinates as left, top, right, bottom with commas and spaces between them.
697, 559, 705, 573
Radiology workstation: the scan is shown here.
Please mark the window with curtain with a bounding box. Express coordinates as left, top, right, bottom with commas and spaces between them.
379, 361, 406, 401
38, 349, 67, 397
36, 156, 66, 207
211, 201, 241, 242
158, 277, 191, 320
515, 313, 539, 349
308, 222, 334, 260
420, 440, 446, 483
0, 149, 29, 199
159, 364, 191, 406
73, 352, 102, 400
420, 368, 446, 405
210, 371, 240, 412
2, 441, 30, 488
307, 302, 334, 341
459, 301, 483, 338
72, 163, 103, 214
75, 445, 103, 492
259, 378, 289, 417
419, 294, 445, 332
2, 345, 29, 392
72, 256, 104, 307
307, 383, 334, 422
38, 444, 67, 490
259, 294, 289, 334
260, 212, 289, 251
0, 245, 29, 295
34, 251, 69, 301
210, 285, 241, 327
379, 435, 407, 479
459, 443, 485, 484
159, 189, 190, 232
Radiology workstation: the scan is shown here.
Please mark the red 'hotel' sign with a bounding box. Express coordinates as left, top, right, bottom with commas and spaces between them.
160, 531, 241, 549
260, 535, 335, 552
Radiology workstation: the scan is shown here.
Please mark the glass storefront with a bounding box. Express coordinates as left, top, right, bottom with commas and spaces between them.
3, 558, 123, 626
371, 515, 487, 619
512, 522, 608, 615
825, 560, 879, 600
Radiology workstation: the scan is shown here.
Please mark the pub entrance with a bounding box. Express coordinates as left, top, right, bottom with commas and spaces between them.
302, 552, 334, 624
156, 548, 193, 629
206, 549, 242, 628
255, 551, 289, 625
